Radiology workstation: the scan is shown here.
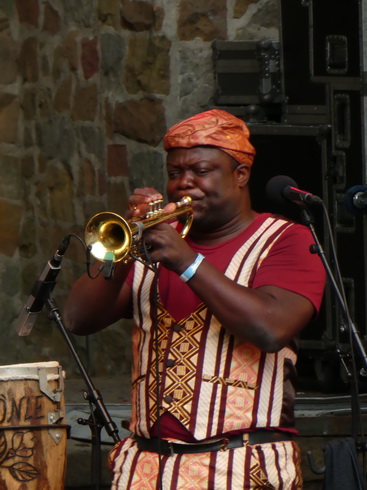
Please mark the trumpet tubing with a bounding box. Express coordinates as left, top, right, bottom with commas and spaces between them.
85, 196, 193, 263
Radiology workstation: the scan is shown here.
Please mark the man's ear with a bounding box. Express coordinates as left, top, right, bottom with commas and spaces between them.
235, 164, 251, 187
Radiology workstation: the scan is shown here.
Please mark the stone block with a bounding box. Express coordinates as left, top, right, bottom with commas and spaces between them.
129, 150, 165, 195
54, 77, 73, 113
78, 126, 105, 162
81, 36, 99, 80
178, 0, 227, 41
121, 0, 156, 31
98, 169, 108, 197
63, 0, 94, 28
107, 145, 128, 177
98, 0, 121, 29
21, 154, 36, 180
77, 159, 96, 197
0, 27, 18, 84
42, 1, 61, 34
177, 44, 215, 119
125, 35, 171, 95
100, 32, 124, 80
104, 98, 114, 140
0, 199, 22, 256
62, 30, 79, 72
19, 37, 39, 83
35, 116, 77, 161
45, 163, 76, 222
107, 181, 129, 214
38, 86, 53, 118
0, 93, 19, 144
19, 221, 38, 259
113, 98, 166, 147
23, 126, 34, 147
15, 0, 40, 27
72, 84, 98, 121
22, 89, 37, 120
0, 154, 22, 199
0, 257, 21, 296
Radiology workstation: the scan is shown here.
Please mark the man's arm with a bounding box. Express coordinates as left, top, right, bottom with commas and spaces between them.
63, 261, 133, 335
143, 222, 324, 353
63, 187, 163, 336
187, 264, 315, 352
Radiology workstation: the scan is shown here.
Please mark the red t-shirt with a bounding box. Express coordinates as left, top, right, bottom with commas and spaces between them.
156, 213, 325, 321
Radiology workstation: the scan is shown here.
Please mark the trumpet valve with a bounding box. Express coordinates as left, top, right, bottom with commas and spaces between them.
145, 199, 164, 218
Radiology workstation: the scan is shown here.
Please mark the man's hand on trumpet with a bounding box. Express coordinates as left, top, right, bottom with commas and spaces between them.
127, 187, 194, 273
128, 187, 176, 218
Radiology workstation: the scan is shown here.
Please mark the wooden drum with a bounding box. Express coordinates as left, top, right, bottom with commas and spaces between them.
0, 361, 68, 489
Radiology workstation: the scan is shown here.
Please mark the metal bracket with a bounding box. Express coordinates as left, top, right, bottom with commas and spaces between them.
48, 410, 66, 444
38, 365, 64, 403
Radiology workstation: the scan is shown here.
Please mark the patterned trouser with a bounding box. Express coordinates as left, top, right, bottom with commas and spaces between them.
108, 437, 303, 489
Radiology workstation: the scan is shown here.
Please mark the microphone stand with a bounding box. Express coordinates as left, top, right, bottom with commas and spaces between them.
45, 295, 120, 489
299, 205, 367, 454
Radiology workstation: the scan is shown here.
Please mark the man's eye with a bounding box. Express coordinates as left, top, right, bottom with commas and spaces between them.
196, 168, 210, 176
168, 170, 180, 178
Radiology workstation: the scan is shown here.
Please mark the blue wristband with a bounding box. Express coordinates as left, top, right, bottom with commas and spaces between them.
179, 253, 205, 283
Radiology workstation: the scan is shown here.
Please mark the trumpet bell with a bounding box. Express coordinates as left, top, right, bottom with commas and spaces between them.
85, 212, 132, 262
85, 196, 193, 265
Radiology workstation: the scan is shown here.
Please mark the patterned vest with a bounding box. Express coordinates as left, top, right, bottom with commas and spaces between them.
130, 216, 298, 440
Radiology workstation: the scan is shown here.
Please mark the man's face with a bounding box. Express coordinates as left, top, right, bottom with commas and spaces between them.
166, 146, 249, 232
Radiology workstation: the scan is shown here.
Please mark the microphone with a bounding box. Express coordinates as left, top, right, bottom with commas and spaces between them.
344, 185, 367, 215
15, 235, 70, 336
266, 175, 323, 206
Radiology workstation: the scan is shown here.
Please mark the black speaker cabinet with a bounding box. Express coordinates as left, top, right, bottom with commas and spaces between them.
247, 121, 367, 392
211, 0, 367, 391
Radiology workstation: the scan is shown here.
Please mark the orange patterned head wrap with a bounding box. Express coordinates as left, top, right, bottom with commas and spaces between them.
163, 109, 256, 166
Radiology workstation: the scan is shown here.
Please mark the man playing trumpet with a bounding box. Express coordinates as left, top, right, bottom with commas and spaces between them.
64, 109, 326, 489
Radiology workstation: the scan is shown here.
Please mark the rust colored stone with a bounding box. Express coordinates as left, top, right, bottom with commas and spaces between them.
0, 93, 19, 144
121, 0, 156, 31
15, 0, 40, 28
0, 27, 18, 84
107, 145, 128, 177
72, 84, 98, 121
19, 37, 39, 82
113, 98, 166, 147
42, 2, 61, 34
81, 36, 99, 80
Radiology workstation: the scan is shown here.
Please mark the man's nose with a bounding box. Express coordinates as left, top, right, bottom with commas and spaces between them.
178, 170, 194, 188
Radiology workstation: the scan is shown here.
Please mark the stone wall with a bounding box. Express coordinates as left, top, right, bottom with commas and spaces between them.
0, 0, 279, 379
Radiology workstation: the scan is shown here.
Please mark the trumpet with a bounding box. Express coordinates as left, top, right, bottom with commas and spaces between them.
85, 196, 193, 264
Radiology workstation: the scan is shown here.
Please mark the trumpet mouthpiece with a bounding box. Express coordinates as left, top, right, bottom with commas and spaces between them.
176, 196, 192, 208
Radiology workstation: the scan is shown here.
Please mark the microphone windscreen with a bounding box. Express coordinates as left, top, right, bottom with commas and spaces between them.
265, 175, 298, 206
344, 185, 367, 216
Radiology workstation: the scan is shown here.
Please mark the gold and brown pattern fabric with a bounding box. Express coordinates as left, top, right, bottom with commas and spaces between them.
110, 437, 303, 489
